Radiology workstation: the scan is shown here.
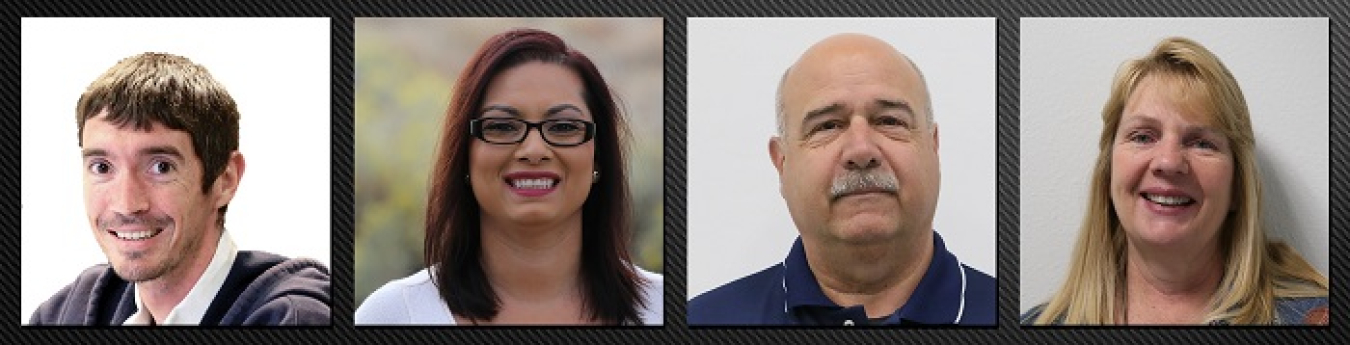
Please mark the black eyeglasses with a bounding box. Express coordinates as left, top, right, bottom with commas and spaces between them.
470, 117, 596, 147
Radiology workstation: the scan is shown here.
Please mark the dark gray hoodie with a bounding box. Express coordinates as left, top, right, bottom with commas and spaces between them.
29, 251, 331, 326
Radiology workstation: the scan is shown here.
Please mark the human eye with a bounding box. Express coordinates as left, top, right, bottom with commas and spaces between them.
88, 159, 113, 176
1188, 134, 1227, 152
806, 119, 845, 137
481, 118, 522, 133
1124, 130, 1157, 144
545, 120, 584, 136
147, 158, 177, 176
873, 114, 912, 129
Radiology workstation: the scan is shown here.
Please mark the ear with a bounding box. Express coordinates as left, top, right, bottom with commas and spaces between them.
769, 136, 786, 175
930, 122, 940, 153
213, 151, 246, 209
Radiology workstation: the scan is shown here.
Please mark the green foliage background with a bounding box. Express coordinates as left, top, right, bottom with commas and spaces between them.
354, 18, 664, 307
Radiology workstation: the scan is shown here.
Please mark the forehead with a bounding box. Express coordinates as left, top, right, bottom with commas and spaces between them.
781, 45, 924, 118
482, 62, 588, 108
1123, 74, 1220, 127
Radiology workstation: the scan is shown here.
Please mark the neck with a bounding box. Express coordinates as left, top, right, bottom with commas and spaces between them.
136, 229, 222, 324
1124, 239, 1225, 324
803, 229, 933, 319
477, 212, 586, 322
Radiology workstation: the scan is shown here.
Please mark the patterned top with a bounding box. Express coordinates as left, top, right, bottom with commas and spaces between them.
1020, 296, 1329, 325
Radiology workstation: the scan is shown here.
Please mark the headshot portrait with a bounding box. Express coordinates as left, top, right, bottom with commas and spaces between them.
352, 18, 664, 325
685, 18, 996, 326
20, 18, 332, 325
1019, 18, 1329, 325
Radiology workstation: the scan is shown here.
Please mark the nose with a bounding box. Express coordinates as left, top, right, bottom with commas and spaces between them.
840, 116, 881, 170
109, 174, 150, 216
514, 127, 553, 164
1150, 140, 1190, 176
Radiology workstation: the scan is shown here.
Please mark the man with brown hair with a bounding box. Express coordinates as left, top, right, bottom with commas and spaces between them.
29, 52, 331, 326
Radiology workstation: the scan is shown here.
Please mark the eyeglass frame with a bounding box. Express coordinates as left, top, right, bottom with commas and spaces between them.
469, 117, 597, 147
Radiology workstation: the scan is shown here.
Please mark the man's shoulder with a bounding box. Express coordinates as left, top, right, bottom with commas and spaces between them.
957, 263, 997, 325
687, 264, 783, 325
29, 264, 128, 325
217, 250, 331, 325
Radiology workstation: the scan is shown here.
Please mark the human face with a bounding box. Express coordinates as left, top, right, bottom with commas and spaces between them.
82, 112, 225, 283
772, 36, 940, 245
470, 62, 596, 229
1110, 75, 1233, 250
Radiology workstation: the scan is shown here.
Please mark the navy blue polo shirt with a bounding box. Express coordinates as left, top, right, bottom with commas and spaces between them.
688, 231, 995, 326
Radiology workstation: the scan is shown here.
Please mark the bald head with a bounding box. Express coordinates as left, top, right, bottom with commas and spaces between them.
775, 33, 932, 137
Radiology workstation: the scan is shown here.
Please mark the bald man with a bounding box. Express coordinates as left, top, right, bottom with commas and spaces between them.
687, 33, 995, 326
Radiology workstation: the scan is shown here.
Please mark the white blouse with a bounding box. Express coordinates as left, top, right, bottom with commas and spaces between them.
355, 266, 663, 325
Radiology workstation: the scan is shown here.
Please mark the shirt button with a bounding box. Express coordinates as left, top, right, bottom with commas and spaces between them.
843, 320, 855, 326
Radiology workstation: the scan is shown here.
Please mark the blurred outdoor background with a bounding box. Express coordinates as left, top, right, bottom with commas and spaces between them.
354, 18, 664, 307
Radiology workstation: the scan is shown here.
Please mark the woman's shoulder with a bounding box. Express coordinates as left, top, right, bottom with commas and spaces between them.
1273, 296, 1328, 325
355, 268, 456, 325
1020, 303, 1050, 325
634, 266, 664, 326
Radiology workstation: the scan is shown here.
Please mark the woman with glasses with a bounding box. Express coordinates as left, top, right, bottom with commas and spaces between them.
356, 28, 661, 325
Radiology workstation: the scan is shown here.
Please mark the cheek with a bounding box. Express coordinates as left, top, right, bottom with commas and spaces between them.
1206, 161, 1236, 205
569, 146, 597, 180
1108, 151, 1133, 193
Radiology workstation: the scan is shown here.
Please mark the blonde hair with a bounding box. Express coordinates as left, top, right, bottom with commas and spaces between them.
1033, 37, 1328, 325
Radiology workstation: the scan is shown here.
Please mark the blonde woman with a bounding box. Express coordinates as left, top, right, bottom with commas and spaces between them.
1021, 37, 1328, 325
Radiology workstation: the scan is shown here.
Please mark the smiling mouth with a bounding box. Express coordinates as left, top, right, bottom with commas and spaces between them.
509, 178, 557, 189
109, 228, 164, 241
1141, 192, 1195, 206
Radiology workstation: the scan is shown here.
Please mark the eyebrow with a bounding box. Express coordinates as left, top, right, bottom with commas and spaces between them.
480, 105, 522, 117
1120, 114, 1225, 136
876, 99, 915, 116
81, 146, 184, 159
480, 104, 585, 118
799, 98, 915, 131
800, 103, 844, 132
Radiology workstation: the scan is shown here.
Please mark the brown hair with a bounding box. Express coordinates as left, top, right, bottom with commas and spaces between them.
76, 52, 241, 226
423, 28, 645, 324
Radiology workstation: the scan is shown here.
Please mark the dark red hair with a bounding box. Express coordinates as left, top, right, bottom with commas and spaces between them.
423, 28, 644, 324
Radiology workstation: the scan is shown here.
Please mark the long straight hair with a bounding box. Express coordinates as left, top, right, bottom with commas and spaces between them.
422, 28, 645, 324
1034, 37, 1327, 325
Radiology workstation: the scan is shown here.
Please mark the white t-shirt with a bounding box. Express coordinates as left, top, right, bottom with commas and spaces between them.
355, 266, 663, 325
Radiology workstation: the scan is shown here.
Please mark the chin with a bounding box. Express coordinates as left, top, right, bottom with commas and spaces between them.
829, 220, 902, 243
505, 207, 576, 225
1126, 225, 1196, 247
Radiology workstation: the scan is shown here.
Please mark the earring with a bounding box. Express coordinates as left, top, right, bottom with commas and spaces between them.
592, 170, 599, 184
464, 174, 470, 183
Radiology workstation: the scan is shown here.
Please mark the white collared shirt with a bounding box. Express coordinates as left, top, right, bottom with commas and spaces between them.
123, 231, 238, 325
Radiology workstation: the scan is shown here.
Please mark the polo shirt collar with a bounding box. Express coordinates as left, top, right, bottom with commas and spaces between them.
124, 230, 238, 325
781, 231, 966, 325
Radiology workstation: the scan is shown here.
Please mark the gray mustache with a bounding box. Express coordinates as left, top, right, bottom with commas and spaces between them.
98, 213, 172, 229
829, 170, 899, 199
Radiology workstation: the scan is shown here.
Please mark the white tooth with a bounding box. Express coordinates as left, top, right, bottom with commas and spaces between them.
512, 178, 556, 189
116, 230, 158, 240
1145, 193, 1192, 206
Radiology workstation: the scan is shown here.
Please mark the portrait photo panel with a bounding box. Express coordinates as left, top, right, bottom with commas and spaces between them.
351, 17, 665, 325
20, 17, 332, 324
686, 17, 996, 325
1019, 18, 1329, 323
